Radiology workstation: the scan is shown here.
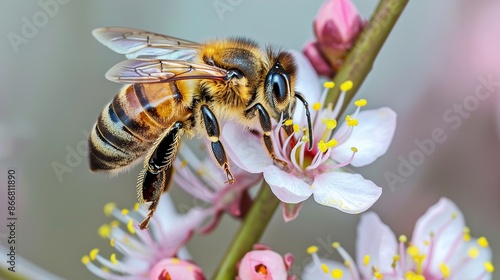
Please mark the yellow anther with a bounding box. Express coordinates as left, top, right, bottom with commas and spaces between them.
302, 135, 310, 142
127, 219, 136, 234
407, 245, 419, 257
332, 242, 340, 249
312, 102, 322, 111
324, 81, 335, 88
351, 147, 358, 153
180, 160, 188, 168
81, 255, 90, 265
424, 240, 430, 246
89, 248, 99, 261
463, 232, 471, 242
484, 261, 495, 272
340, 80, 353, 92
439, 263, 450, 278
478, 237, 489, 248
463, 227, 470, 233
354, 99, 367, 107
133, 203, 140, 212
320, 263, 329, 273
374, 271, 384, 279
121, 208, 129, 215
284, 119, 293, 126
172, 258, 180, 264
344, 260, 351, 267
110, 253, 118, 265
318, 140, 328, 153
101, 266, 110, 272
392, 255, 400, 268
451, 212, 457, 219
103, 202, 116, 216
326, 139, 338, 148
468, 247, 479, 258
325, 119, 337, 130
307, 245, 319, 254
363, 255, 370, 266
293, 124, 300, 133
346, 115, 359, 127
332, 269, 343, 279
110, 238, 115, 247
98, 224, 110, 238
110, 220, 119, 228
399, 235, 407, 243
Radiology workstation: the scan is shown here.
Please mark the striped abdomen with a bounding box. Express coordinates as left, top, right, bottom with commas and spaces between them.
89, 82, 193, 171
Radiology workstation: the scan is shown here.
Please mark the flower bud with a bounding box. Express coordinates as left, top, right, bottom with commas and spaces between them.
149, 258, 205, 280
237, 246, 294, 280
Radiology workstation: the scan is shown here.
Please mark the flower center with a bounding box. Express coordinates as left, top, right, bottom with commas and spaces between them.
255, 264, 268, 276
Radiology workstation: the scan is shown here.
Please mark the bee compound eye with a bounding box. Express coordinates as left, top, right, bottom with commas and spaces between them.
270, 73, 288, 104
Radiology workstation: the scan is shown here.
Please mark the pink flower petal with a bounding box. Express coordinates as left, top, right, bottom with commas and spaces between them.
312, 171, 382, 213
302, 41, 335, 77
281, 202, 304, 223
355, 212, 397, 277
263, 165, 313, 204
222, 122, 272, 173
332, 107, 397, 167
149, 258, 206, 280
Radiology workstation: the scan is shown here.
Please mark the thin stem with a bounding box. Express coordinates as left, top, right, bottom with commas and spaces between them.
212, 181, 280, 280
325, 0, 410, 115
211, 0, 409, 278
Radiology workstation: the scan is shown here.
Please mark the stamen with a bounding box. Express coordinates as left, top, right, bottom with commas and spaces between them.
439, 263, 450, 278
345, 115, 359, 127
133, 203, 140, 212
312, 102, 322, 111
354, 99, 367, 107
324, 81, 335, 88
90, 249, 99, 261
331, 242, 360, 280
98, 224, 111, 238
103, 202, 117, 217
399, 235, 407, 270
318, 141, 328, 153
321, 263, 329, 273
363, 255, 370, 266
331, 269, 343, 279
121, 208, 129, 216
284, 119, 293, 126
340, 80, 353, 92
127, 219, 136, 234
468, 247, 479, 259
293, 124, 300, 134
110, 253, 118, 265
307, 246, 319, 254
477, 237, 489, 248
81, 255, 90, 265
484, 262, 495, 272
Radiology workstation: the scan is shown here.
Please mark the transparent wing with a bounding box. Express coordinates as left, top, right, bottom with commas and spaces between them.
92, 27, 200, 60
105, 59, 228, 83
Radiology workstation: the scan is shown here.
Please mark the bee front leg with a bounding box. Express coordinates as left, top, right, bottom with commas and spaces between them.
254, 104, 287, 169
200, 105, 234, 184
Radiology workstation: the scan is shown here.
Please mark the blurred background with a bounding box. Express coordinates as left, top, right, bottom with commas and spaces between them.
1, 0, 499, 279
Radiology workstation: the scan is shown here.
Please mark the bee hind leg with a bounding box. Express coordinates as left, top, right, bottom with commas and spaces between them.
200, 105, 235, 184
137, 167, 173, 230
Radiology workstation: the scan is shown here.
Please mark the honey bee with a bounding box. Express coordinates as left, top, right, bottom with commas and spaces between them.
89, 27, 312, 229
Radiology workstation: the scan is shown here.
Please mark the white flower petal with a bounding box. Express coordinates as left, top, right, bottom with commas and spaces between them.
288, 50, 322, 124
302, 259, 349, 280
450, 239, 492, 280
411, 198, 466, 274
312, 172, 382, 213
222, 122, 272, 173
356, 212, 398, 277
332, 107, 397, 167
263, 165, 312, 203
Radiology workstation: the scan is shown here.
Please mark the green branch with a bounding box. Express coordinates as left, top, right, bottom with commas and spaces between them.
212, 0, 409, 279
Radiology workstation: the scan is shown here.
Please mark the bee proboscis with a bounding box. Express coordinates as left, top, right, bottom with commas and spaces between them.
89, 27, 312, 229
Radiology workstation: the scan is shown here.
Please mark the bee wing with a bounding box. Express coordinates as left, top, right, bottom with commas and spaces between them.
105, 59, 228, 83
92, 27, 200, 60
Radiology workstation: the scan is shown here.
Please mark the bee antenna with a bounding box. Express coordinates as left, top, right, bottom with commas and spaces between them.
294, 92, 313, 150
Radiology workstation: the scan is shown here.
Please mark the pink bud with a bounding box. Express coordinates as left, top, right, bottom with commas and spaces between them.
303, 41, 335, 78
237, 249, 292, 280
313, 0, 364, 70
149, 258, 206, 280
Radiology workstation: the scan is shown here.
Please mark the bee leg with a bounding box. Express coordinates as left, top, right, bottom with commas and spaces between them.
137, 122, 183, 229
137, 167, 173, 230
200, 105, 234, 184
254, 104, 287, 169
